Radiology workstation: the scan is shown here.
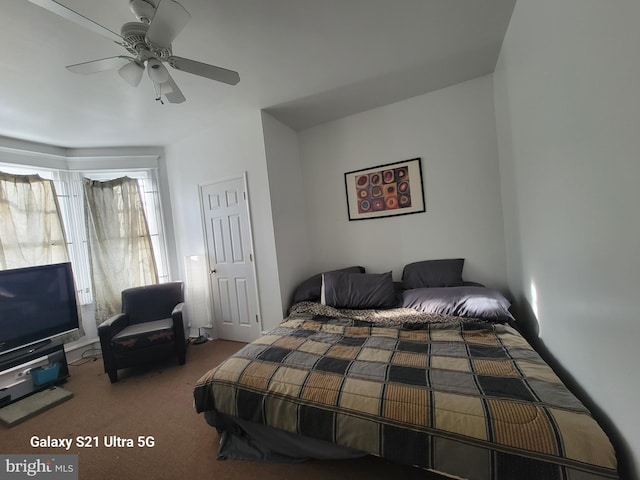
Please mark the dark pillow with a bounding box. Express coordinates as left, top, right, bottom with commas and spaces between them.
402, 286, 514, 322
321, 271, 397, 309
292, 266, 365, 304
402, 258, 464, 289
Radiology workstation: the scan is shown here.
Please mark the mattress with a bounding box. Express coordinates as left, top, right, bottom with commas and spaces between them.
194, 302, 619, 480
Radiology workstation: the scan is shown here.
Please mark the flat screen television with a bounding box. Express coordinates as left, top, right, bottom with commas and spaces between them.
0, 262, 80, 356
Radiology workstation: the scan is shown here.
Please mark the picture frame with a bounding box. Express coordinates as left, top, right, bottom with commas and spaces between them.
344, 157, 425, 221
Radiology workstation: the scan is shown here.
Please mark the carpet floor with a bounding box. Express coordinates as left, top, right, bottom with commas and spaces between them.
0, 340, 444, 480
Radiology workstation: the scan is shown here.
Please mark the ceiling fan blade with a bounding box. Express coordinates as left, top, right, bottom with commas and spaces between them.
163, 73, 186, 104
66, 56, 132, 75
168, 56, 240, 86
27, 0, 123, 43
146, 0, 191, 49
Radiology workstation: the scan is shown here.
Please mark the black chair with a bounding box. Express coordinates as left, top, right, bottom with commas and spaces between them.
98, 282, 188, 383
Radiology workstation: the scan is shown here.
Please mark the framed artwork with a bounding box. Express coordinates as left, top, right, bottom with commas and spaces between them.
344, 157, 425, 221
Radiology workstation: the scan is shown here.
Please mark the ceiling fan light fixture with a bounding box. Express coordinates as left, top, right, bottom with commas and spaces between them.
147, 58, 170, 84
118, 61, 144, 86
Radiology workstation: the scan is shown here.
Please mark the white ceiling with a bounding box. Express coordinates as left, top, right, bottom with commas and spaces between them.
0, 0, 515, 149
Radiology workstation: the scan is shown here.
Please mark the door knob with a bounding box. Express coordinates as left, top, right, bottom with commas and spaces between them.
210, 268, 216, 275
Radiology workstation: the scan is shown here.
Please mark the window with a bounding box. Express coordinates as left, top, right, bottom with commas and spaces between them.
0, 163, 169, 306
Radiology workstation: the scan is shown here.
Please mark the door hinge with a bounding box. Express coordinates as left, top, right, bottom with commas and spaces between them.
243, 191, 246, 200
249, 253, 253, 262
255, 314, 259, 323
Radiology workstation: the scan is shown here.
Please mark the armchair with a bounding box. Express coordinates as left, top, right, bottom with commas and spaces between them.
98, 282, 188, 383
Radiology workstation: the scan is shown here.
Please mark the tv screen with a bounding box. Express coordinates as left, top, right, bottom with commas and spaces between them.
0, 262, 80, 355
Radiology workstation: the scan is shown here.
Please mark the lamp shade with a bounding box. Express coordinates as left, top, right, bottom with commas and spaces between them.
118, 61, 144, 86
147, 58, 170, 84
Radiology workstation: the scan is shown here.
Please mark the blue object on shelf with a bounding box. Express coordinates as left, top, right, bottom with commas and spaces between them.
31, 363, 61, 387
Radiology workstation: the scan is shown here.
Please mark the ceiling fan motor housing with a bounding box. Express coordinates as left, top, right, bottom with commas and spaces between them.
120, 22, 172, 60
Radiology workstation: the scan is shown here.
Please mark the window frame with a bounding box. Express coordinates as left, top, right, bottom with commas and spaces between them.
0, 162, 170, 306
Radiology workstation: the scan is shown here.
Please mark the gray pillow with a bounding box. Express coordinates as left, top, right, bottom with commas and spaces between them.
402, 258, 464, 289
292, 266, 365, 304
402, 286, 514, 322
321, 271, 397, 309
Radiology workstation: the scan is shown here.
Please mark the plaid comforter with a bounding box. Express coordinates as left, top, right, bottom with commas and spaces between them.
194, 303, 619, 480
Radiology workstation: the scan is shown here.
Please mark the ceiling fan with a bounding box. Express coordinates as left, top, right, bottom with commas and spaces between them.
28, 0, 240, 104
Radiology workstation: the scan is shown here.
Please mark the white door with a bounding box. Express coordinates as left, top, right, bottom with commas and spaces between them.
200, 175, 261, 343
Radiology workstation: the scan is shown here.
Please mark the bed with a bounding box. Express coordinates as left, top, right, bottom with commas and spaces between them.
193, 260, 620, 480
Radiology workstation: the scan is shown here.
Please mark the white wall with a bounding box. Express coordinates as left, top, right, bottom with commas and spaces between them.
164, 110, 284, 334
494, 1, 640, 478
261, 112, 312, 313
297, 75, 508, 289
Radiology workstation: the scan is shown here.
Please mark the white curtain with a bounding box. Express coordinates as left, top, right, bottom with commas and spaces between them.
0, 171, 83, 340
83, 176, 158, 326
0, 172, 69, 269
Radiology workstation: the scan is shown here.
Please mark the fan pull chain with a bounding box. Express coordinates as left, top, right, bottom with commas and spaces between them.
153, 81, 164, 105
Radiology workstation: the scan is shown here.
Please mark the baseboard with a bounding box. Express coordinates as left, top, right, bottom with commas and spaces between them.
64, 337, 101, 363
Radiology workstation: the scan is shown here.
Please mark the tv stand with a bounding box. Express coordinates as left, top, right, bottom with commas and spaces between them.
0, 340, 52, 365
0, 342, 69, 408
26, 339, 52, 354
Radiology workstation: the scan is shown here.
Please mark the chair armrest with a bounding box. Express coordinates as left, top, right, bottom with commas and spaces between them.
97, 313, 129, 378
172, 302, 188, 345
172, 302, 184, 319
98, 313, 129, 338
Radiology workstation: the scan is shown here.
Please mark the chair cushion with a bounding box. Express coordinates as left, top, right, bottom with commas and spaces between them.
111, 318, 175, 353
